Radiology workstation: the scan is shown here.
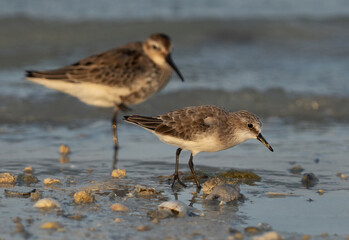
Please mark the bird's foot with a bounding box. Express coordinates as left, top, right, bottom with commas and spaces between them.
170, 173, 187, 188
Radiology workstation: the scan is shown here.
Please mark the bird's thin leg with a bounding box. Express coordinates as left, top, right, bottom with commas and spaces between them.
171, 148, 187, 188
112, 106, 119, 150
112, 106, 119, 169
188, 154, 201, 190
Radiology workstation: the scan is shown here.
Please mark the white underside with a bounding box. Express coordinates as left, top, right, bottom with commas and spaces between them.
156, 133, 230, 156
27, 78, 131, 107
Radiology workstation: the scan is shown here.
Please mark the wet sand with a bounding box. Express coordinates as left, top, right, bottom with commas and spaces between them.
1, 120, 349, 239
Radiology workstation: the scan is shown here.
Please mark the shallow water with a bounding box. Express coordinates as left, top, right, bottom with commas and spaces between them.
1, 121, 349, 239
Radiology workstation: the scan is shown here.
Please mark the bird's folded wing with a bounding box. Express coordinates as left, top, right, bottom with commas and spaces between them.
27, 42, 152, 87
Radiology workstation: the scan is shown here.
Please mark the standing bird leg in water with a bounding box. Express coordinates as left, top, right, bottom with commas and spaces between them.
124, 105, 273, 190
25, 33, 184, 169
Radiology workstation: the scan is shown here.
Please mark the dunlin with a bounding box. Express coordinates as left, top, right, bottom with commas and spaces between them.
26, 33, 184, 153
124, 105, 273, 189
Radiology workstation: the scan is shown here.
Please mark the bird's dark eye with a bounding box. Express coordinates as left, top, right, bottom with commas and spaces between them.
152, 45, 159, 50
248, 123, 253, 128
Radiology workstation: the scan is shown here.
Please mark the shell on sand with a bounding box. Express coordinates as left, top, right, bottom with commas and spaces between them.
34, 198, 61, 209
158, 200, 189, 217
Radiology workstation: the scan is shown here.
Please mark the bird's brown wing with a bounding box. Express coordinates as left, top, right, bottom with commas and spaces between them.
26, 42, 154, 87
125, 106, 228, 140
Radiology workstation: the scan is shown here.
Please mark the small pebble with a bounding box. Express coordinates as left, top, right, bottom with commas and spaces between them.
0, 172, 16, 184
206, 183, 240, 202
137, 225, 150, 231
152, 218, 159, 224
24, 167, 33, 174
202, 177, 225, 194
258, 223, 272, 231
111, 169, 126, 178
110, 203, 129, 212
244, 226, 260, 236
345, 235, 349, 240
34, 198, 60, 209
317, 189, 324, 195
340, 173, 348, 180
234, 233, 244, 240
114, 218, 123, 223
289, 165, 304, 174
320, 232, 328, 237
253, 231, 282, 240
302, 235, 311, 240
74, 190, 95, 204
127, 192, 134, 198
301, 173, 319, 187
43, 178, 61, 185
60, 145, 70, 155
41, 222, 63, 230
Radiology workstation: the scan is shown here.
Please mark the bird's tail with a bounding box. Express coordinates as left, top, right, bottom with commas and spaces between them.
123, 115, 162, 131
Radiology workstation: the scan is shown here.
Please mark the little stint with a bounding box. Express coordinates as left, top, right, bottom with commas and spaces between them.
124, 105, 273, 190
26, 33, 184, 160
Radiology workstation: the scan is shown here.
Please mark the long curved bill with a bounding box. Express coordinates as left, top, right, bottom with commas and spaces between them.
257, 133, 274, 152
165, 54, 185, 82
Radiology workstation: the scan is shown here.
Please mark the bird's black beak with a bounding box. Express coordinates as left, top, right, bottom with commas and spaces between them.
257, 133, 274, 152
165, 54, 184, 82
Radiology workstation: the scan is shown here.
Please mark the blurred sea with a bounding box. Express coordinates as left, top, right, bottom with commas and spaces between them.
1, 0, 349, 123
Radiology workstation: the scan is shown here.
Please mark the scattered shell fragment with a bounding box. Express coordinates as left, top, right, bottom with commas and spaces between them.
60, 145, 70, 155
34, 198, 60, 209
43, 178, 61, 185
253, 231, 282, 240
114, 218, 123, 223
110, 203, 129, 212
4, 189, 36, 198
202, 177, 225, 194
301, 173, 319, 187
340, 174, 348, 180
23, 167, 33, 174
206, 183, 240, 202
317, 189, 324, 195
41, 222, 63, 230
0, 172, 16, 184
302, 235, 311, 240
134, 185, 159, 196
137, 225, 150, 231
30, 189, 41, 200
111, 169, 126, 178
74, 190, 95, 204
320, 232, 328, 237
289, 165, 304, 174
158, 200, 189, 217
234, 232, 244, 240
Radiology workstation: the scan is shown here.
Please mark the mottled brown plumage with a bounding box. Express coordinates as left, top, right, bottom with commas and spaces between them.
124, 105, 273, 190
26, 33, 184, 156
